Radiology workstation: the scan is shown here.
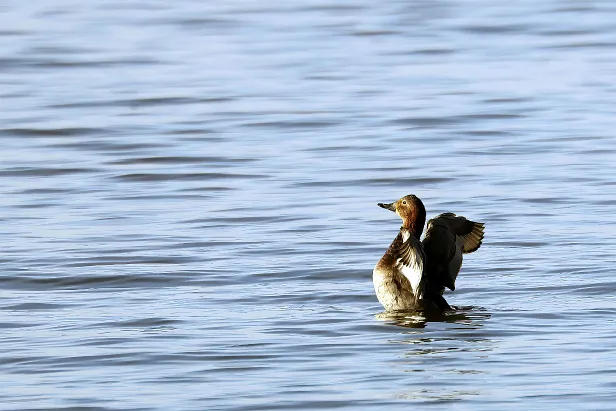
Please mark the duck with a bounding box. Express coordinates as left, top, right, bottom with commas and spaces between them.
373, 194, 485, 311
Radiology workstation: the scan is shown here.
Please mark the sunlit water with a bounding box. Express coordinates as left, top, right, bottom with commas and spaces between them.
2, 1, 616, 410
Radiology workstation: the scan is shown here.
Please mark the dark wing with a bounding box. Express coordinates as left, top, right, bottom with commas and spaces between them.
422, 213, 485, 292
437, 212, 485, 253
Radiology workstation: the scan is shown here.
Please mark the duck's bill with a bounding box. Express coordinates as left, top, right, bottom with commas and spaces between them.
378, 202, 396, 212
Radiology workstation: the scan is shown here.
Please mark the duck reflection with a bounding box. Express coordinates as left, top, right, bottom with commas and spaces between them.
375, 307, 492, 402
375, 306, 490, 328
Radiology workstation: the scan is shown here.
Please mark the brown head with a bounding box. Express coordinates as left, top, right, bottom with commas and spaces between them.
378, 194, 426, 238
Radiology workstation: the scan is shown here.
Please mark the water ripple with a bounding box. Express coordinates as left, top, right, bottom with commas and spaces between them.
3, 1, 616, 410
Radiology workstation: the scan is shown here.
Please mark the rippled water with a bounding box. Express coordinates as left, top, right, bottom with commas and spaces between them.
3, 1, 616, 410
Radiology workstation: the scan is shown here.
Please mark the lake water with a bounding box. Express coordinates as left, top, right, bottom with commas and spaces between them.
2, 1, 616, 410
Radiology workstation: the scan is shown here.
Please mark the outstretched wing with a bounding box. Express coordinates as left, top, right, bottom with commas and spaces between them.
422, 213, 485, 292
392, 229, 425, 298
436, 212, 485, 253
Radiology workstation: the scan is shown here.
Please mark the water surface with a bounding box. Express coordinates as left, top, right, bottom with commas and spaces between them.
2, 1, 616, 410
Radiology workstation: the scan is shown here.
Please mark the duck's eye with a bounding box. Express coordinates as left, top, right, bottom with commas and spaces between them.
402, 201, 407, 205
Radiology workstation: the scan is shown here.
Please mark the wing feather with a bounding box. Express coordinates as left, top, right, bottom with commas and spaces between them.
392, 231, 425, 297
422, 213, 485, 292
460, 222, 485, 254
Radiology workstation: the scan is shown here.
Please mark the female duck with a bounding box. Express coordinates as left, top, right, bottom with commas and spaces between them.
373, 194, 484, 311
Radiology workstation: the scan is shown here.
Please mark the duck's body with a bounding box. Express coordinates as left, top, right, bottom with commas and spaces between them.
373, 195, 484, 312
373, 227, 425, 311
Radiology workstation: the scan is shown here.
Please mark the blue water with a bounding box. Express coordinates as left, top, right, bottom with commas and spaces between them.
2, 1, 616, 410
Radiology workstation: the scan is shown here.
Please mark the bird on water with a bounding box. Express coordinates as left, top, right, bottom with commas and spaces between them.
373, 194, 485, 312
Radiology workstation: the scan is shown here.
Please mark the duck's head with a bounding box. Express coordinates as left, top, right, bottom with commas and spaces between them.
378, 194, 426, 237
